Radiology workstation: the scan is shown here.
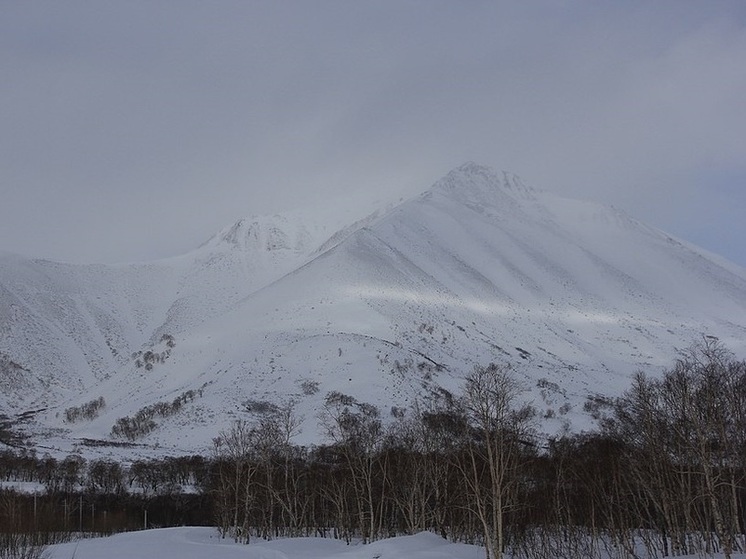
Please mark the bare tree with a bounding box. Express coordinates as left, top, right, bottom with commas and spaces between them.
605, 338, 746, 559
459, 363, 536, 559
212, 420, 261, 543
320, 392, 387, 542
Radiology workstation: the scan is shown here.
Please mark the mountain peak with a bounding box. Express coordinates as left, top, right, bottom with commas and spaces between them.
430, 162, 535, 207
199, 213, 319, 256
4, 162, 746, 457
453, 161, 496, 178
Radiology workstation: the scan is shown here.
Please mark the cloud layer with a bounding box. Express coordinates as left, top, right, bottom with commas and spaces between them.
1, 1, 745, 265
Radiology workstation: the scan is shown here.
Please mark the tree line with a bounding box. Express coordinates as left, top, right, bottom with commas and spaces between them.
208, 338, 746, 559
2, 338, 746, 559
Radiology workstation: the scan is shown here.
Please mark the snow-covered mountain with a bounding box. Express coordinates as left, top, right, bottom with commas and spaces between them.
2, 162, 746, 458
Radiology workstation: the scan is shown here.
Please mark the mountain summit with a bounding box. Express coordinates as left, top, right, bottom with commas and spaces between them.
2, 164, 745, 456
430, 162, 535, 204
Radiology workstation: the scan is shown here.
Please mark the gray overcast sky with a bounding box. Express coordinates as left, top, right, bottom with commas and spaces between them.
2, 1, 745, 266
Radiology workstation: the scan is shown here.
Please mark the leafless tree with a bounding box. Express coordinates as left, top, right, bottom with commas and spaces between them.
459, 363, 536, 559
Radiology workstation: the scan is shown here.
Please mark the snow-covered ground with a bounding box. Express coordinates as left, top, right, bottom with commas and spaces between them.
45, 528, 485, 559
43, 527, 746, 559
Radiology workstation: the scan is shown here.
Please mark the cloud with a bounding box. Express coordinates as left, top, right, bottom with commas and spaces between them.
0, 1, 744, 265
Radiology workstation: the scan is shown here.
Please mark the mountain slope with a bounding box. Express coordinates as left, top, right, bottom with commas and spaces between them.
2, 163, 745, 457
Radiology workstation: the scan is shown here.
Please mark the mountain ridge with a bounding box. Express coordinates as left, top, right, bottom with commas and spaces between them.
1, 163, 745, 458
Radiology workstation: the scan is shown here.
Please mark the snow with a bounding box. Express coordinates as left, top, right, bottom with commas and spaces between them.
45, 528, 486, 559
42, 527, 746, 559
0, 480, 46, 493
2, 162, 746, 458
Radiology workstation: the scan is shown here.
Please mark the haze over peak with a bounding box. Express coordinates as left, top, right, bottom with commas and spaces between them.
192, 163, 533, 267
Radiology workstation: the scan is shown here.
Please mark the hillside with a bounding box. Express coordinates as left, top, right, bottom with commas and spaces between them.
2, 163, 745, 458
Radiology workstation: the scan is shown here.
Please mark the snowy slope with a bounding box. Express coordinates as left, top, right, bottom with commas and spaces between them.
2, 163, 746, 457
